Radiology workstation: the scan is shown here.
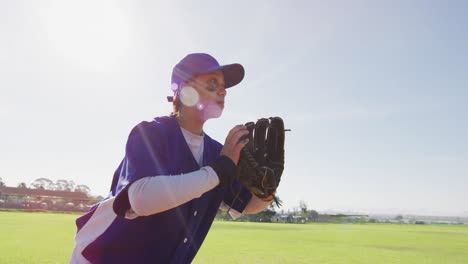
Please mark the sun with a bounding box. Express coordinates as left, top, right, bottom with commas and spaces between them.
39, 1, 130, 72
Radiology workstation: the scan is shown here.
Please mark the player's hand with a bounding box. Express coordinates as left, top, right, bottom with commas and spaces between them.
220, 125, 249, 165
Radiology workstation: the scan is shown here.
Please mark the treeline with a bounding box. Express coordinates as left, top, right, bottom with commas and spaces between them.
0, 177, 101, 212
1, 177, 92, 195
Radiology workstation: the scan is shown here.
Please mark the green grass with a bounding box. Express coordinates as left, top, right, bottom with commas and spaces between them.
194, 221, 468, 263
0, 211, 77, 264
1, 212, 468, 264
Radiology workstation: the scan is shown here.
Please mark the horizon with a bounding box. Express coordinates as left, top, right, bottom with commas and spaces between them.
2, 180, 467, 218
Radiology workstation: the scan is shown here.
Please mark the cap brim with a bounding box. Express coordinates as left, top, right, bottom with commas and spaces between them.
219, 63, 245, 88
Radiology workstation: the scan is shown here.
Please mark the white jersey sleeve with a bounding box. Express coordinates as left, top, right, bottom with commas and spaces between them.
127, 166, 219, 216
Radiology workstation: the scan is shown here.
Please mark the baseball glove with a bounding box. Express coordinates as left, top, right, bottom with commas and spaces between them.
236, 117, 285, 206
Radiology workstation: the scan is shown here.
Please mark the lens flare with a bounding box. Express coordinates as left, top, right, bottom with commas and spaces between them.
171, 83, 178, 92
201, 101, 223, 120
196, 102, 204, 110
180, 86, 199, 107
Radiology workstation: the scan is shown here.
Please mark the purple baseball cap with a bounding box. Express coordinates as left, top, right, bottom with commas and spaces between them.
167, 53, 245, 102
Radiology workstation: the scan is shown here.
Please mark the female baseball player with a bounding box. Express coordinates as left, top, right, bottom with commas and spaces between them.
70, 53, 273, 263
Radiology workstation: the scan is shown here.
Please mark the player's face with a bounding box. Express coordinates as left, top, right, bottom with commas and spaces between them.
189, 70, 226, 108
186, 70, 226, 119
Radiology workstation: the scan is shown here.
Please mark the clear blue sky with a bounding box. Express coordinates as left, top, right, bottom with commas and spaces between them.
1, 1, 467, 216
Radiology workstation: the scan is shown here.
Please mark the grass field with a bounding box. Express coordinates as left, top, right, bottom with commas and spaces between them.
1, 211, 468, 264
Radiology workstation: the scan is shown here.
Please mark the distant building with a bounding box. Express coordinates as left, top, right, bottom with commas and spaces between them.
0, 186, 97, 211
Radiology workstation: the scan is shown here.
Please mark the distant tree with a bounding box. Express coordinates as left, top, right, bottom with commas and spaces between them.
75, 184, 91, 195
30, 178, 54, 190
0, 177, 5, 187
395, 215, 404, 224
17, 182, 28, 188
308, 209, 319, 222
258, 208, 276, 222
299, 200, 308, 213
244, 207, 276, 222
69, 180, 76, 191
55, 179, 75, 191
299, 200, 308, 219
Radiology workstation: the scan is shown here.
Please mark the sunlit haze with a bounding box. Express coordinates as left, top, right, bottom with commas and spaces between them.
1, 1, 467, 216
